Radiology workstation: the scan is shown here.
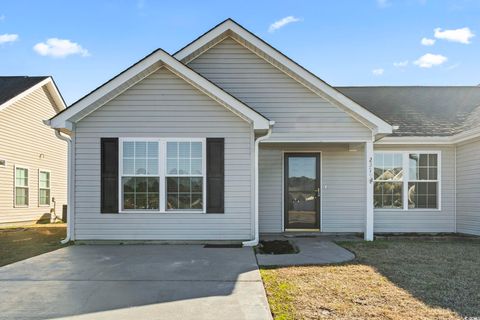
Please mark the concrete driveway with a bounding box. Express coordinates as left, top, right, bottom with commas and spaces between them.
0, 245, 271, 320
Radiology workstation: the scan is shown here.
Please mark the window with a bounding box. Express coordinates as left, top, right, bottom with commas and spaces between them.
39, 170, 51, 206
121, 140, 160, 210
15, 167, 29, 206
374, 152, 440, 210
408, 154, 438, 209
119, 139, 205, 212
166, 141, 204, 210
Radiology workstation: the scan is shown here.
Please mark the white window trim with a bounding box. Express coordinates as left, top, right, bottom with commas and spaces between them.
38, 169, 51, 207
374, 151, 442, 212
118, 137, 206, 214
14, 165, 29, 208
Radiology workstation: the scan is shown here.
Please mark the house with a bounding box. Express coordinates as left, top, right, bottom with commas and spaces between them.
0, 76, 67, 225
47, 19, 480, 244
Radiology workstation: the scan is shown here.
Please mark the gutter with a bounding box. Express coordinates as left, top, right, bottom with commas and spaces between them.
54, 129, 74, 244
243, 121, 274, 247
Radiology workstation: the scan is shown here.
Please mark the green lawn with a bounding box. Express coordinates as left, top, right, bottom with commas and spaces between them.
261, 239, 480, 320
0, 224, 67, 267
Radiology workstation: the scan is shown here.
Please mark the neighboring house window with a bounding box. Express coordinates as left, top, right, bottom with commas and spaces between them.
121, 140, 160, 210
15, 167, 29, 206
374, 152, 440, 210
166, 141, 204, 210
39, 170, 51, 206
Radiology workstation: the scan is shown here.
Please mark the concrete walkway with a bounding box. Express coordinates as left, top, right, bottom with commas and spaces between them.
256, 236, 356, 267
0, 245, 271, 320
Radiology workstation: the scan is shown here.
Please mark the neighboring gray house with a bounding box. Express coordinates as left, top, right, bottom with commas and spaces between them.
47, 19, 480, 244
0, 76, 67, 224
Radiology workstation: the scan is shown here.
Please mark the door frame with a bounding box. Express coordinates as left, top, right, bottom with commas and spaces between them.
283, 152, 322, 231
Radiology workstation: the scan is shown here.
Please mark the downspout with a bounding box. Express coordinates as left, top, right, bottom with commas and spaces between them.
243, 121, 274, 247
55, 129, 73, 244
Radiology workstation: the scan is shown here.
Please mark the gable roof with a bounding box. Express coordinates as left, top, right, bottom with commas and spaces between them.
48, 49, 271, 131
0, 76, 65, 113
174, 18, 392, 135
337, 86, 480, 137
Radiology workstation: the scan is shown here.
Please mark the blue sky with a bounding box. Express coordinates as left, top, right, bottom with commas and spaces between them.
1, 0, 479, 104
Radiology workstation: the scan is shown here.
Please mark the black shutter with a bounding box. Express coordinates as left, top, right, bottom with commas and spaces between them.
206, 138, 224, 213
101, 138, 119, 213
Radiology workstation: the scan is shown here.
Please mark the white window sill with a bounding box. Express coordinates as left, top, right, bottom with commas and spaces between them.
119, 210, 205, 214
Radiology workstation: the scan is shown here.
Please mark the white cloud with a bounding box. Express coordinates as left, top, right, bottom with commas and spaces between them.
376, 0, 391, 8
393, 60, 409, 67
0, 33, 18, 44
33, 38, 89, 58
414, 53, 447, 68
434, 27, 475, 44
268, 16, 301, 33
421, 37, 436, 46
372, 68, 384, 76
0, 15, 5, 22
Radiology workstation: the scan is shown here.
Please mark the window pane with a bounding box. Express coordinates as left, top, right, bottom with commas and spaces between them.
123, 141, 135, 157
191, 194, 203, 209
191, 177, 203, 193
167, 194, 178, 210
167, 177, 178, 192
167, 142, 177, 158
39, 171, 50, 188
136, 142, 147, 158
124, 193, 135, 209
123, 159, 134, 175
147, 142, 158, 158
179, 194, 190, 209
135, 158, 146, 175
167, 159, 177, 175
374, 153, 383, 180
191, 142, 202, 158
178, 158, 190, 175
123, 177, 135, 192
191, 159, 202, 175
16, 168, 28, 187
429, 154, 438, 166
179, 177, 190, 192
178, 142, 190, 158
39, 189, 50, 205
147, 159, 158, 175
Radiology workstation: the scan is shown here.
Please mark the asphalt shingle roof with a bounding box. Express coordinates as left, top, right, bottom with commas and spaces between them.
336, 86, 480, 136
0, 76, 48, 106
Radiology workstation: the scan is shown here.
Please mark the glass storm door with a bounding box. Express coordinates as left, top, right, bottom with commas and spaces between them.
284, 153, 320, 230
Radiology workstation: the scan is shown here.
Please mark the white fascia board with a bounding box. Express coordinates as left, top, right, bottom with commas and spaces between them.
49, 49, 270, 131
174, 20, 392, 134
374, 129, 480, 145
375, 136, 453, 145
0, 77, 65, 113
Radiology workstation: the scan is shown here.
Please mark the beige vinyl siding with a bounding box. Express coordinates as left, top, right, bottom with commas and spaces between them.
74, 67, 254, 240
188, 38, 372, 142
374, 145, 455, 233
259, 143, 366, 233
0, 87, 67, 224
456, 139, 480, 235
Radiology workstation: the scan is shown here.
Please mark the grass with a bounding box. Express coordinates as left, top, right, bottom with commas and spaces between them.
261, 239, 480, 320
0, 224, 67, 267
